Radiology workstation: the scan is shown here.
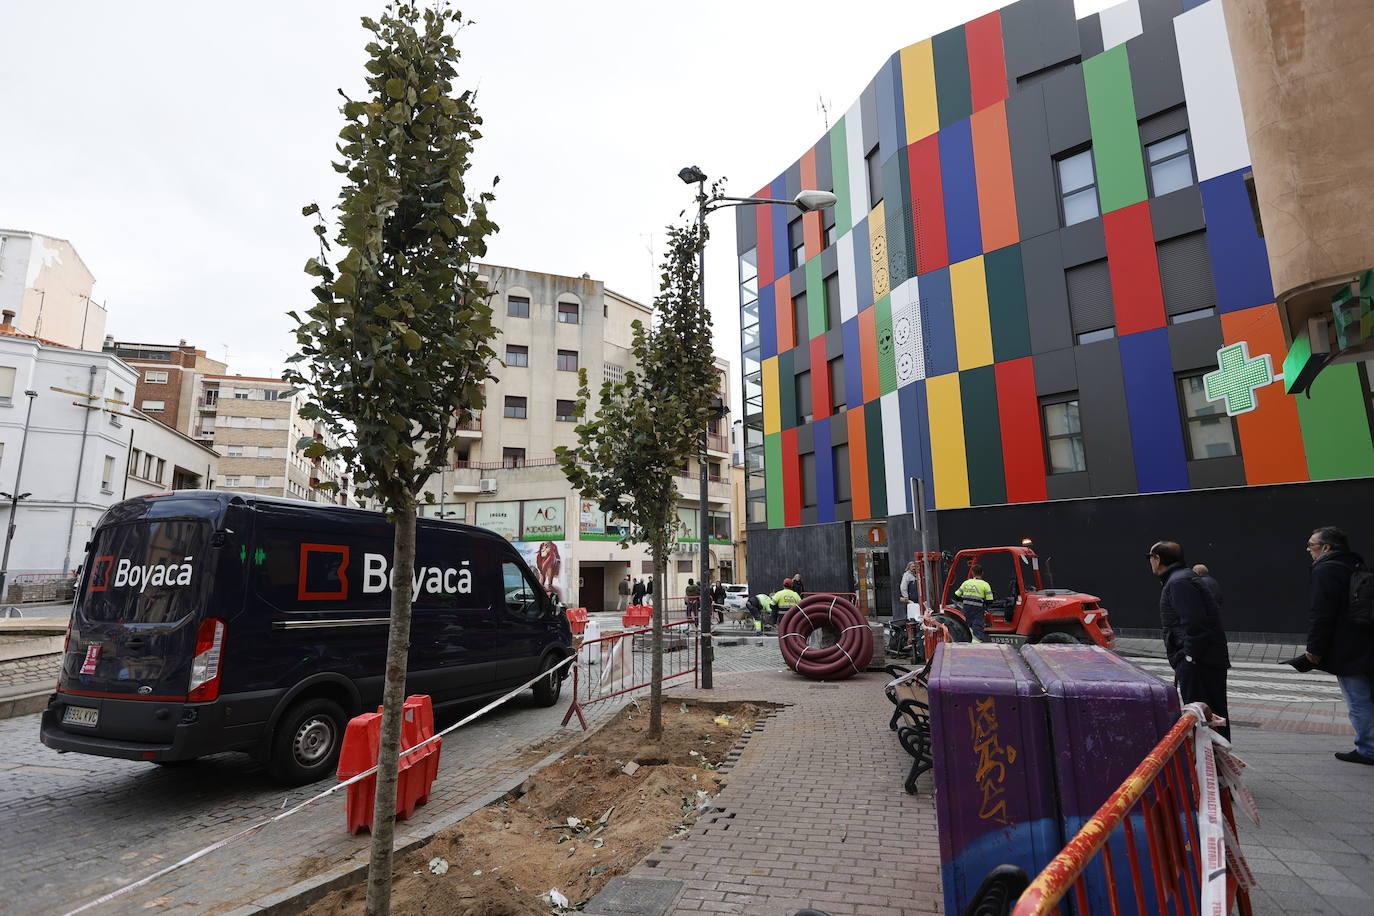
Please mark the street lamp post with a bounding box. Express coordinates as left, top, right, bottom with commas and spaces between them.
0, 390, 41, 602
679, 166, 836, 689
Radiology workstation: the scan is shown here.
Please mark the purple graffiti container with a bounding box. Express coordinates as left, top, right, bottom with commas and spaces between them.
1022, 645, 1182, 915
929, 642, 1060, 915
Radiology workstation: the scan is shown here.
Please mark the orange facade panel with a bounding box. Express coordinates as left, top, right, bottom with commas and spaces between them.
970, 101, 1019, 252
1220, 305, 1309, 485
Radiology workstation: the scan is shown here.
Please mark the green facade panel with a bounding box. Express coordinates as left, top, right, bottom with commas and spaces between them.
764, 433, 784, 528
985, 245, 1032, 362
1084, 46, 1147, 214
829, 118, 851, 237
864, 399, 888, 518
806, 259, 826, 337
875, 294, 897, 394
931, 26, 972, 129
1295, 363, 1374, 480
778, 349, 796, 430
960, 365, 1007, 505
883, 149, 915, 288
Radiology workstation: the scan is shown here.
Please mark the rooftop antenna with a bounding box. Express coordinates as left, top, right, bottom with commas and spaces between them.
221, 343, 233, 365
817, 95, 831, 130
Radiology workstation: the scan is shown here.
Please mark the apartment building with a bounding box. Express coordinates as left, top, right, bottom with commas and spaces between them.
101, 338, 228, 436
424, 263, 733, 611
192, 374, 356, 506
0, 229, 107, 350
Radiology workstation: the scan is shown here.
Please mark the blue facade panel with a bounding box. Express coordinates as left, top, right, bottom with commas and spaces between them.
899, 380, 933, 512
815, 415, 836, 522
1200, 168, 1275, 313
919, 267, 958, 377
760, 283, 778, 360
938, 118, 983, 264
852, 216, 875, 311
842, 317, 865, 408
771, 176, 790, 283
877, 53, 906, 164
1119, 329, 1189, 493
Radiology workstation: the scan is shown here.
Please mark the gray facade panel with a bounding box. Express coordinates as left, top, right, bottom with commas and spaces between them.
1046, 471, 1093, 500
801, 507, 819, 526
746, 522, 852, 596
826, 327, 844, 361
1077, 15, 1104, 59
1075, 340, 1138, 495
1041, 66, 1091, 155
1149, 185, 1205, 240
820, 245, 839, 277
1006, 88, 1060, 240
1023, 233, 1075, 353
1001, 0, 1082, 83
783, 162, 802, 200
1187, 456, 1246, 491
1139, 0, 1185, 33
796, 422, 815, 455
1060, 218, 1108, 268
736, 205, 757, 252
1168, 317, 1224, 372
1127, 26, 1185, 119
1034, 348, 1078, 395
860, 81, 880, 154
816, 130, 834, 193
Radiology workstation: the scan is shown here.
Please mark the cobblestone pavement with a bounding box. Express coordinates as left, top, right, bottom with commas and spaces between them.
0, 642, 781, 915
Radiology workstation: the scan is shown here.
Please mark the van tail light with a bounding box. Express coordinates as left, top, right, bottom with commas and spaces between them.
57, 619, 74, 689
188, 618, 226, 702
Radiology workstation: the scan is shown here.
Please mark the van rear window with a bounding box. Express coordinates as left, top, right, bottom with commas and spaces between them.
79, 519, 210, 623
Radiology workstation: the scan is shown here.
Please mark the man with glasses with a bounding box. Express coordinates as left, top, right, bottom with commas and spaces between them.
1303, 527, 1374, 766
1149, 541, 1231, 740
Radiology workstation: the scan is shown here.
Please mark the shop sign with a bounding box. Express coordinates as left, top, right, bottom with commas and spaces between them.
521, 498, 565, 541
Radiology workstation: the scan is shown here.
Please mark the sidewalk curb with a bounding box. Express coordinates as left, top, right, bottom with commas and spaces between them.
0, 687, 49, 720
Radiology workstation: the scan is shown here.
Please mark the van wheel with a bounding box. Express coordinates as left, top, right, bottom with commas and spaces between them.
933, 614, 972, 643
1036, 631, 1079, 645
532, 656, 564, 707
268, 698, 346, 786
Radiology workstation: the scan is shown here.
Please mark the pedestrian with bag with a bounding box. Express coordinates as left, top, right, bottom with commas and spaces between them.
1302, 527, 1374, 765
1149, 541, 1231, 740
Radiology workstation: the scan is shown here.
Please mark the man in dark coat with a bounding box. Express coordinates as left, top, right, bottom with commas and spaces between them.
631, 578, 646, 606
1304, 527, 1374, 765
1150, 541, 1231, 739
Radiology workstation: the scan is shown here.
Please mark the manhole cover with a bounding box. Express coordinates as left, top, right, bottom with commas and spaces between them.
582, 877, 684, 916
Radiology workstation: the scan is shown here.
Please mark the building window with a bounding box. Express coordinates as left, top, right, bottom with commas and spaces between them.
557, 301, 580, 324
1066, 259, 1115, 344
1157, 232, 1217, 323
503, 396, 527, 419
833, 443, 851, 502
156, 459, 166, 484
866, 145, 883, 208
258, 446, 274, 457
502, 447, 526, 468
141, 400, 165, 412
828, 356, 846, 414
823, 201, 837, 248
556, 399, 577, 422
226, 445, 244, 457
255, 475, 270, 487
677, 559, 694, 574
507, 295, 530, 318
557, 349, 579, 372
101, 456, 115, 492
263, 389, 281, 401
1056, 148, 1099, 227
788, 217, 805, 270
800, 452, 817, 509
224, 475, 240, 487
823, 272, 841, 333
0, 365, 15, 405
1178, 373, 1239, 459
795, 371, 812, 426
791, 292, 808, 342
143, 453, 154, 479
506, 344, 528, 367
111, 388, 125, 426
233, 390, 249, 399
143, 370, 168, 384
1145, 132, 1195, 198
1041, 395, 1086, 474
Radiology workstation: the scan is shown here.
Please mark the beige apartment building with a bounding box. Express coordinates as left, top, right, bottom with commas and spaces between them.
191, 374, 357, 506
420, 263, 733, 611
0, 229, 107, 350
101, 338, 228, 436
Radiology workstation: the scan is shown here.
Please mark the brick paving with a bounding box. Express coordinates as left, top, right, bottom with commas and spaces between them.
615, 669, 941, 916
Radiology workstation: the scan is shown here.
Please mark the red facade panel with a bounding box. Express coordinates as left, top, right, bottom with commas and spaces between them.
994, 357, 1048, 503
965, 11, 1009, 112
810, 335, 831, 420
781, 427, 802, 527
1104, 202, 1167, 335
907, 134, 949, 274
756, 191, 776, 287
800, 147, 824, 260
774, 273, 794, 352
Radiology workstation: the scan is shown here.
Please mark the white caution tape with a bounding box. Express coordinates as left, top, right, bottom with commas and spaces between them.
60, 654, 575, 916
1183, 702, 1257, 914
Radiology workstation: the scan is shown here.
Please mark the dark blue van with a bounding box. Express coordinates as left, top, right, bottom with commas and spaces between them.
39, 491, 573, 784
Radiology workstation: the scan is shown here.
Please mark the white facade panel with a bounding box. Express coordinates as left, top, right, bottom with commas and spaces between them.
1175, 0, 1251, 181
837, 232, 859, 323
1098, 1, 1143, 51
844, 103, 868, 231
881, 390, 907, 513
891, 276, 925, 386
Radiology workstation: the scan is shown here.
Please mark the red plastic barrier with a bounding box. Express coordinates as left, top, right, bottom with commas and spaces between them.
566, 606, 588, 636
622, 604, 652, 628
337, 694, 441, 834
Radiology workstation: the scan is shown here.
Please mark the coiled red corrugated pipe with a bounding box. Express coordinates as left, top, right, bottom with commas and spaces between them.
778, 593, 874, 679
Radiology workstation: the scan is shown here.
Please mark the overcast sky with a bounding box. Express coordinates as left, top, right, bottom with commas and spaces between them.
2, 0, 1118, 406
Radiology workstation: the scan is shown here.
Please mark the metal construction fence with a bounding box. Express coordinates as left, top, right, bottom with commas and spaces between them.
561, 618, 699, 730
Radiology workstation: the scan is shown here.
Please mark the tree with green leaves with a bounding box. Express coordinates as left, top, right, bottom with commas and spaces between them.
556, 218, 718, 738
283, 4, 497, 913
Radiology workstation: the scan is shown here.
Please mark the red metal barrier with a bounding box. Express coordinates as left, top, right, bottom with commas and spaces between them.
1011, 708, 1254, 916
560, 618, 699, 730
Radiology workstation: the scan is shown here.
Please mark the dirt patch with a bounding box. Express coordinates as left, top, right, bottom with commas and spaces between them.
304, 700, 770, 916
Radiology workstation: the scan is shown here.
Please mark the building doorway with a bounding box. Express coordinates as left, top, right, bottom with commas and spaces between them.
851, 521, 890, 617
580, 565, 605, 612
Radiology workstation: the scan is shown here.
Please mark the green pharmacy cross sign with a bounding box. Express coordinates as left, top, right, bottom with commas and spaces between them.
1203, 341, 1280, 416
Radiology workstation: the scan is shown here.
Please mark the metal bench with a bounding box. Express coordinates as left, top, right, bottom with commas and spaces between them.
884, 663, 934, 794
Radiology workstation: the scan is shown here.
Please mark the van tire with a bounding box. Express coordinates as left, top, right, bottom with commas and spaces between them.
268, 697, 346, 786
532, 655, 564, 707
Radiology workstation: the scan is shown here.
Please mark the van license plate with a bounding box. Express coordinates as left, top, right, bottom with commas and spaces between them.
63, 706, 99, 727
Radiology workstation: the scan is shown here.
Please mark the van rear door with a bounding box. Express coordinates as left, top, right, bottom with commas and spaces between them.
62, 517, 211, 701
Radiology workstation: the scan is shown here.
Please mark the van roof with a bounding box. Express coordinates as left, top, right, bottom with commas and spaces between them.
122, 490, 504, 540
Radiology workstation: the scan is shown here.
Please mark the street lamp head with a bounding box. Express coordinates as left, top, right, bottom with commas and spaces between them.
678, 165, 707, 185
794, 189, 838, 213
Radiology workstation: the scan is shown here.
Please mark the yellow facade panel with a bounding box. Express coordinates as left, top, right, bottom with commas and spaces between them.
950, 255, 994, 370
925, 372, 970, 509
900, 40, 939, 143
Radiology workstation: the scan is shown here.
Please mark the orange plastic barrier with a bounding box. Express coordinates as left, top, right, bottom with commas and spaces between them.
566, 606, 588, 635
337, 694, 442, 834
622, 604, 652, 628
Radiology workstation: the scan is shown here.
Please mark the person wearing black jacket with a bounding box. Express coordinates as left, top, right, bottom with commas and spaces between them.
1303, 527, 1374, 765
631, 578, 646, 606
1150, 541, 1231, 740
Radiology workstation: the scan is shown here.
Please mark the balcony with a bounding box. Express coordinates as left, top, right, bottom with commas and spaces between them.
455, 413, 482, 439
706, 432, 728, 454
197, 396, 219, 412
673, 473, 731, 505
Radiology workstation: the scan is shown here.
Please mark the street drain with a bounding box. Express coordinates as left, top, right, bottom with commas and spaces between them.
582, 876, 684, 916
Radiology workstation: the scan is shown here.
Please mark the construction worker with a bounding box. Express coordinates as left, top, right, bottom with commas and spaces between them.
771, 578, 801, 627
954, 564, 994, 643
745, 592, 773, 632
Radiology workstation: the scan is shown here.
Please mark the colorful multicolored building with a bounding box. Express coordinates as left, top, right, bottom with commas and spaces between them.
736, 0, 1374, 633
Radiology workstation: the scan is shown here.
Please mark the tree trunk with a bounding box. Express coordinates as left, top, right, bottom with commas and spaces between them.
364, 505, 417, 916
648, 535, 665, 739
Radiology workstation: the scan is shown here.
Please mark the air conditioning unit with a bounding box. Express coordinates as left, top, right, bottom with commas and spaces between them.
479, 478, 499, 493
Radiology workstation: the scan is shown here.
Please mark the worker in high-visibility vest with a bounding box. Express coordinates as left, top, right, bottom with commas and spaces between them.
953, 564, 994, 643
771, 579, 801, 627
